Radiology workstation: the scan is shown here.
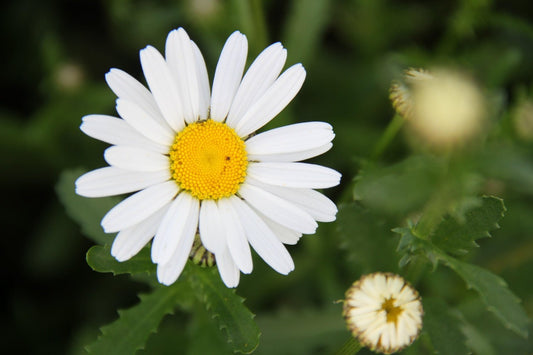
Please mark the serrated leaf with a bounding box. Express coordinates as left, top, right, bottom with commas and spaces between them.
423, 298, 469, 355
442, 256, 529, 338
337, 202, 399, 273
393, 227, 438, 269
56, 169, 119, 245
187, 303, 233, 355
431, 197, 505, 255
186, 263, 260, 354
86, 283, 193, 354
86, 245, 155, 275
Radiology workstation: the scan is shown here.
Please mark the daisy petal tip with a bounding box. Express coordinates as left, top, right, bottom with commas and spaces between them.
110, 248, 129, 263
238, 259, 253, 274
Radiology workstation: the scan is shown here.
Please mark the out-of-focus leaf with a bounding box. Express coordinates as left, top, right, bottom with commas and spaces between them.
479, 144, 533, 195
186, 264, 260, 354
423, 298, 469, 355
337, 202, 399, 273
354, 155, 443, 215
86, 244, 155, 276
86, 283, 192, 355
283, 0, 332, 64
255, 307, 347, 355
56, 169, 118, 245
431, 196, 505, 255
460, 321, 496, 355
442, 255, 529, 338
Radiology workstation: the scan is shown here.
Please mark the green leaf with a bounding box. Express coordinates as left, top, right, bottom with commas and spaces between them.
442, 256, 529, 338
423, 298, 469, 355
254, 307, 347, 355
431, 196, 506, 255
337, 202, 399, 273
394, 226, 438, 269
283, 0, 332, 64
86, 245, 155, 276
187, 303, 233, 355
353, 155, 443, 215
86, 283, 193, 354
56, 169, 119, 245
186, 264, 260, 354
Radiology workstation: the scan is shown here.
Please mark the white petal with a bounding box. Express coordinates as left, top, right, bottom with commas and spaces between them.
140, 46, 185, 131
262, 217, 302, 245
248, 178, 337, 222
217, 197, 253, 273
101, 180, 179, 233
156, 209, 198, 286
152, 192, 199, 265
104, 146, 169, 172
248, 162, 341, 189
111, 205, 169, 261
191, 41, 211, 120
210, 31, 248, 122
238, 182, 317, 234
226, 42, 287, 127
75, 167, 170, 197
105, 68, 169, 127
231, 197, 294, 274
245, 122, 333, 155
248, 143, 332, 162
235, 64, 306, 137
215, 247, 240, 288
80, 114, 167, 154
199, 200, 226, 254
165, 28, 199, 123
115, 99, 175, 146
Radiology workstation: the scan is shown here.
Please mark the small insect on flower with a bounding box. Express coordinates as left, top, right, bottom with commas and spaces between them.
75, 28, 341, 288
343, 272, 423, 354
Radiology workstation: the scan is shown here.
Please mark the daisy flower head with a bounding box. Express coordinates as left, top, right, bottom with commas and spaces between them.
343, 272, 423, 354
75, 28, 341, 288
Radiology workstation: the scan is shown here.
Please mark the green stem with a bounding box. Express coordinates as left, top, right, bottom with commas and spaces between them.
335, 337, 363, 355
371, 113, 405, 161
413, 195, 447, 240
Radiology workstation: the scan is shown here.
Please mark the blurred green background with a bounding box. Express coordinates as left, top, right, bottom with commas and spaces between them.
2, 0, 533, 354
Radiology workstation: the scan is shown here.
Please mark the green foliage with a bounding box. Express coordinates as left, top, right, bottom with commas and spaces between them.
431, 197, 506, 255
56, 169, 118, 245
442, 256, 529, 338
337, 202, 399, 273
255, 307, 347, 355
353, 156, 443, 215
86, 283, 192, 355
86, 245, 155, 276
422, 298, 469, 355
395, 197, 529, 339
283, 0, 332, 65
186, 265, 261, 354
186, 304, 234, 355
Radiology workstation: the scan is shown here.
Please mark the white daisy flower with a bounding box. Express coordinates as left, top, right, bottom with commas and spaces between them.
75, 28, 341, 288
343, 272, 423, 354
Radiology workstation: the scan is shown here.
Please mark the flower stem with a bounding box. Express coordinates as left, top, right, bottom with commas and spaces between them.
371, 113, 405, 161
335, 337, 363, 355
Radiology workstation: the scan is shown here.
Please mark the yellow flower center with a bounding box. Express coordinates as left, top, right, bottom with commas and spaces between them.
169, 119, 248, 200
381, 297, 403, 325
